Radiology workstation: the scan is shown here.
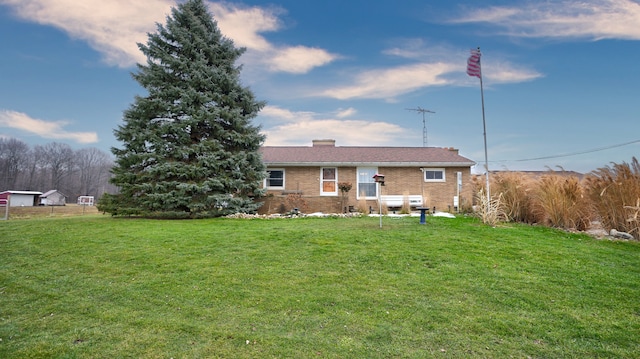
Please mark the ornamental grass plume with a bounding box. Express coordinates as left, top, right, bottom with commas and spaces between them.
531, 174, 592, 231
585, 157, 640, 236
491, 171, 536, 223
475, 188, 507, 226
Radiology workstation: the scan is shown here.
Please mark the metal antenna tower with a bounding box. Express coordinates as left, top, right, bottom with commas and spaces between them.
406, 107, 435, 147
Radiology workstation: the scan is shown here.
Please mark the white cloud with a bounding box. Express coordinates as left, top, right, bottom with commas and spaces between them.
320, 62, 459, 100
259, 105, 316, 123
315, 42, 544, 100
383, 39, 460, 62
385, 41, 543, 84
0, 0, 172, 67
266, 46, 337, 74
482, 60, 543, 83
452, 0, 640, 40
0, 110, 98, 144
335, 108, 357, 118
207, 2, 280, 51
263, 120, 408, 146
0, 0, 337, 72
208, 2, 338, 73
258, 106, 409, 146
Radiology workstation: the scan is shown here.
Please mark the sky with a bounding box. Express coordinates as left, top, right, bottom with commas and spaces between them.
0, 0, 639, 174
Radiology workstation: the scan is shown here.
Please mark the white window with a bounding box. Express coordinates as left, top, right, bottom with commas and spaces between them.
265, 169, 284, 189
357, 167, 378, 199
423, 168, 445, 182
321, 167, 338, 196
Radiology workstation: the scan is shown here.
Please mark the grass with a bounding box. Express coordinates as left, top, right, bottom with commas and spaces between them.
1, 215, 639, 358
4, 204, 100, 219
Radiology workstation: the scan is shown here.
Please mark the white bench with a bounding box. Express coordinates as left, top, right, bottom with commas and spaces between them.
380, 195, 423, 208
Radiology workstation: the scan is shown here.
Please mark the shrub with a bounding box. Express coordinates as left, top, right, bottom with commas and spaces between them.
337, 182, 352, 193
491, 171, 536, 223
338, 182, 352, 213
532, 173, 592, 231
357, 190, 371, 214
624, 200, 640, 237
585, 157, 640, 236
475, 188, 507, 226
400, 192, 411, 214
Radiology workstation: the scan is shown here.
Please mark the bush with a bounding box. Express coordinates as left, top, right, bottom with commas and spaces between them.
475, 188, 507, 226
400, 193, 411, 214
481, 171, 592, 231
585, 157, 640, 236
473, 160, 640, 235
492, 171, 536, 223
532, 174, 592, 231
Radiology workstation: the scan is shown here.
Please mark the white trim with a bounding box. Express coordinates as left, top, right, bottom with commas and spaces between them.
264, 169, 285, 190
265, 161, 474, 167
0, 190, 43, 195
422, 168, 446, 182
356, 167, 378, 199
320, 167, 338, 196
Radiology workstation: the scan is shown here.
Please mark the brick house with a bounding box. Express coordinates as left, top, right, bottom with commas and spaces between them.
258, 139, 476, 214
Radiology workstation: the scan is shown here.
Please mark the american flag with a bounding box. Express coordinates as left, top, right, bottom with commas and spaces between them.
466, 49, 481, 78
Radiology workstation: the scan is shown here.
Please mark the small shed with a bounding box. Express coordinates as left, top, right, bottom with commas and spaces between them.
0, 190, 43, 207
40, 190, 67, 206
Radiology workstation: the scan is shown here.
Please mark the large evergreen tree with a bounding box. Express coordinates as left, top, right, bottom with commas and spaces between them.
106, 0, 266, 218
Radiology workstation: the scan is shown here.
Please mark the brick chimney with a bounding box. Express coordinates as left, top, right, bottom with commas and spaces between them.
312, 139, 336, 147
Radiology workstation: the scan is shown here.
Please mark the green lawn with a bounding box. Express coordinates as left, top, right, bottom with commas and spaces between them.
1, 215, 639, 358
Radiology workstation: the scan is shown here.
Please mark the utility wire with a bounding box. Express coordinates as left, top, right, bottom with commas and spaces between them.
491, 139, 640, 163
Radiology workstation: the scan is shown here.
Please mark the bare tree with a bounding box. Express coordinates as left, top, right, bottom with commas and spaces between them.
0, 138, 29, 190
38, 142, 75, 191
23, 145, 50, 191
74, 147, 113, 199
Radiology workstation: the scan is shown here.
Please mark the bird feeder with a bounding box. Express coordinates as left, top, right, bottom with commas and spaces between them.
373, 173, 385, 186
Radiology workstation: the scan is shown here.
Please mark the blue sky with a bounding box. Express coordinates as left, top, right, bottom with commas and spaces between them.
0, 0, 638, 174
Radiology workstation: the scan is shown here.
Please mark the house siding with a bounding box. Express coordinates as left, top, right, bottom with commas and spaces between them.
261, 166, 351, 213
259, 166, 473, 214
5, 194, 38, 207
40, 191, 66, 206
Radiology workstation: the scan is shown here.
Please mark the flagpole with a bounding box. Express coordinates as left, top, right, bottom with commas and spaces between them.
477, 47, 490, 204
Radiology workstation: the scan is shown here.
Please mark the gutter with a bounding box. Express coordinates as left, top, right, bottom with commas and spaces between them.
264, 161, 477, 167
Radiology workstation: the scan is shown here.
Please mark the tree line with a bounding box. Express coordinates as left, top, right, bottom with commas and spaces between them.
0, 138, 116, 202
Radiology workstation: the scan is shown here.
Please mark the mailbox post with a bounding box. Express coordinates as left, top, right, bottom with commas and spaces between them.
373, 174, 385, 228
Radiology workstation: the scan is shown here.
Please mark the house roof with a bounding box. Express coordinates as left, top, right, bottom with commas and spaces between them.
0, 190, 43, 195
261, 140, 475, 167
41, 190, 65, 197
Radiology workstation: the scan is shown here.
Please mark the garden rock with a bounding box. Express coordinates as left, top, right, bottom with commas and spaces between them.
609, 229, 635, 240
